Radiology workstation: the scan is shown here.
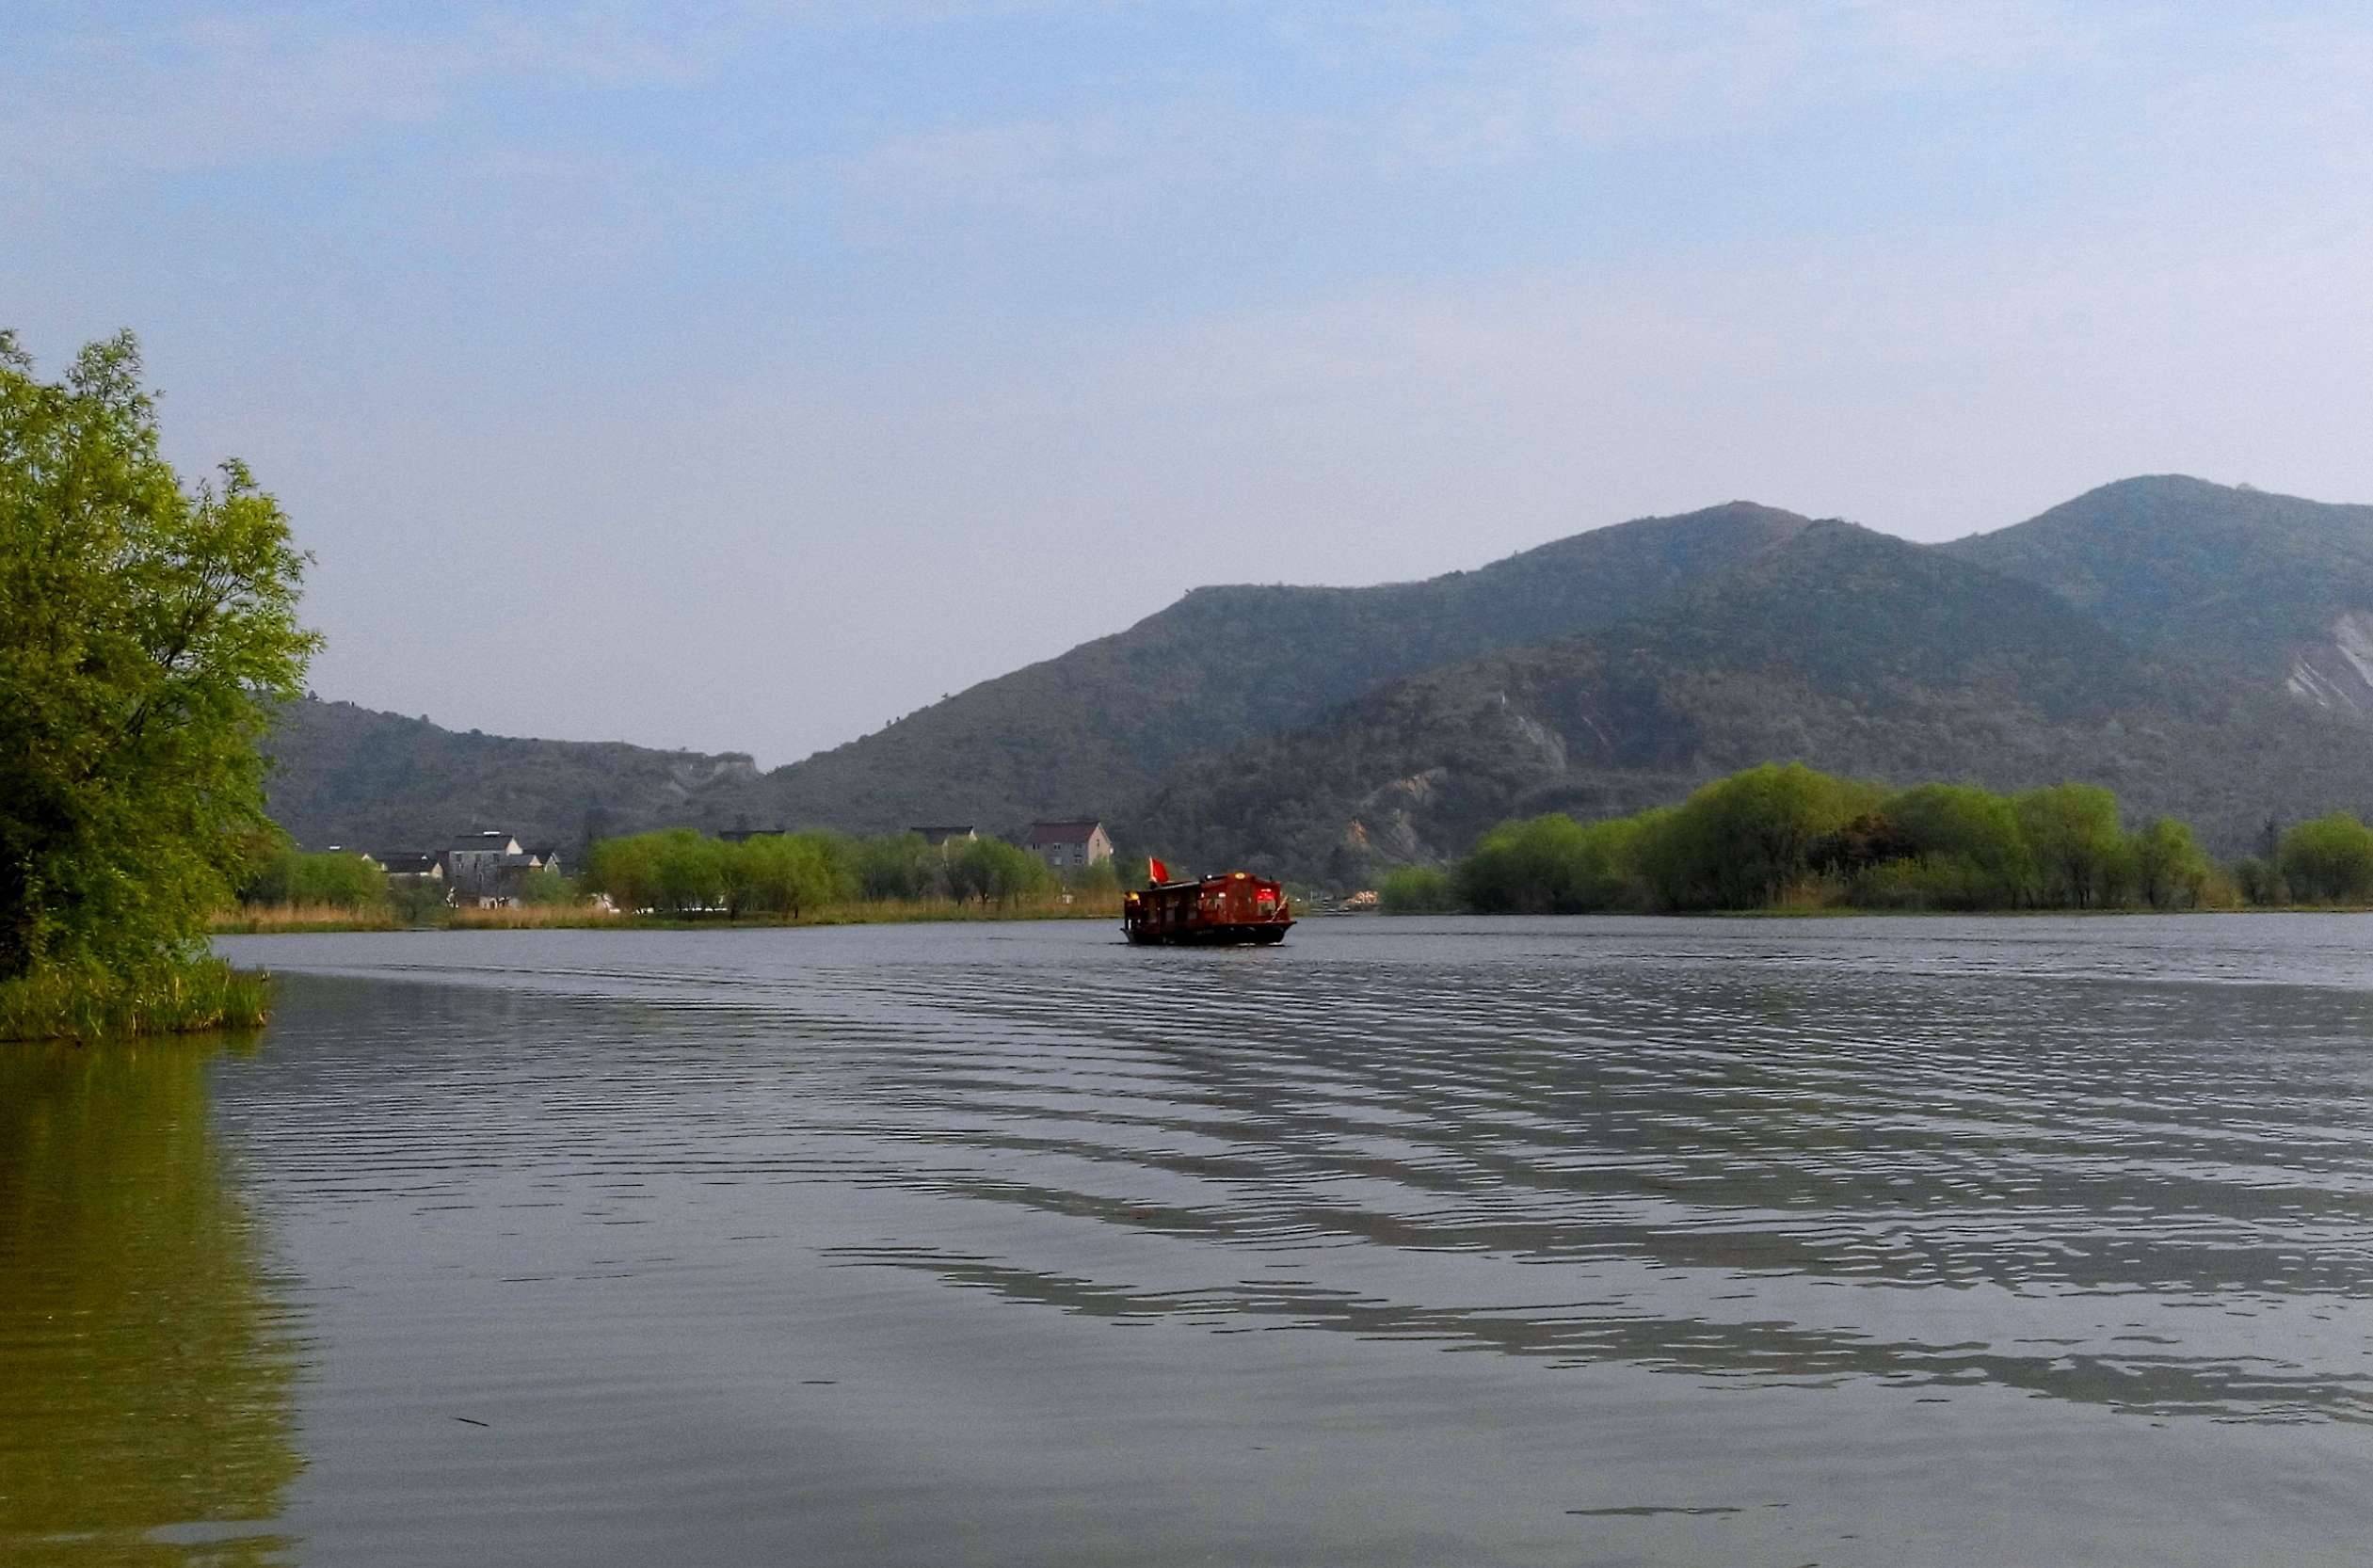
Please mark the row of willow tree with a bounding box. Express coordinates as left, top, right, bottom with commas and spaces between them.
1379, 763, 2373, 915
584, 827, 1118, 918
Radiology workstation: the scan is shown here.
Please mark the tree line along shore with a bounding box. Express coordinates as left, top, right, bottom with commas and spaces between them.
216, 827, 1131, 934
1377, 763, 2373, 916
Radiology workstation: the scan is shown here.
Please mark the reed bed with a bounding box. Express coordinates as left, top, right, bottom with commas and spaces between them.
0, 959, 274, 1042
210, 902, 400, 935
449, 893, 1126, 930
211, 891, 1127, 936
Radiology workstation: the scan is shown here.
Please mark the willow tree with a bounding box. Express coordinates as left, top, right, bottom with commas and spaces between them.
0, 330, 317, 985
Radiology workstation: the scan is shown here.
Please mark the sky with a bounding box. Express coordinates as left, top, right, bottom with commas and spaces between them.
9, 2, 2373, 765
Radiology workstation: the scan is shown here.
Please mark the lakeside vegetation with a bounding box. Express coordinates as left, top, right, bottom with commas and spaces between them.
3, 332, 315, 1040
213, 829, 1130, 934
1380, 763, 2373, 916
0, 959, 274, 1043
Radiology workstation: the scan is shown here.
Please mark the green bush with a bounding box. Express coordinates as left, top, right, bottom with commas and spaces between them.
1635, 764, 1879, 910
1378, 866, 1458, 913
0, 958, 273, 1042
238, 848, 390, 909
2278, 814, 2373, 904
1455, 812, 1649, 913
948, 838, 1052, 907
2014, 784, 2130, 909
724, 833, 855, 917
1436, 766, 2242, 916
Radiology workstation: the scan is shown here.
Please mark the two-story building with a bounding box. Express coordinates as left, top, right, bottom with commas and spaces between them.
1025, 819, 1114, 872
443, 832, 522, 897
441, 833, 565, 904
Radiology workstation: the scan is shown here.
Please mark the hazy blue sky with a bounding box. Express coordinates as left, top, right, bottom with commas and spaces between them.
9, 2, 2372, 763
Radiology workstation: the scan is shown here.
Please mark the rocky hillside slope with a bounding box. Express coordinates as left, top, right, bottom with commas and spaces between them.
1130, 522, 2368, 877
1947, 475, 2373, 714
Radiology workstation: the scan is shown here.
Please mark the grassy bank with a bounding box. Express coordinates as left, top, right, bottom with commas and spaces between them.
0, 959, 274, 1042
211, 901, 401, 935
215, 891, 1128, 935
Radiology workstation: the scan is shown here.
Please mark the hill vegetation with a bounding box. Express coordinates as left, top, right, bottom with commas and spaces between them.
260, 475, 2373, 888
1130, 520, 2373, 878
761, 503, 1814, 832
1948, 475, 2373, 711
263, 698, 776, 855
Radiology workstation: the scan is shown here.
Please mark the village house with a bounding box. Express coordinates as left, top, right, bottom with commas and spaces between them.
370, 851, 445, 888
439, 832, 565, 904
911, 825, 977, 847
1025, 819, 1114, 872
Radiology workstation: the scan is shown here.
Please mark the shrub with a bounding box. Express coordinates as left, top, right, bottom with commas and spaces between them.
1378, 866, 1458, 913
2278, 814, 2373, 904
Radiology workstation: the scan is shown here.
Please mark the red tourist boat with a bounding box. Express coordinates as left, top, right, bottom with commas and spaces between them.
1123, 859, 1293, 946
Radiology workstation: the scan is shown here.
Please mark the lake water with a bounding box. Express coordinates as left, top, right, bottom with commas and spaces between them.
8, 915, 2373, 1564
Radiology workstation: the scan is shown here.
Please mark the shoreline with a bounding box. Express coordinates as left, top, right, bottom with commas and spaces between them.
207, 901, 2373, 938
211, 896, 1128, 936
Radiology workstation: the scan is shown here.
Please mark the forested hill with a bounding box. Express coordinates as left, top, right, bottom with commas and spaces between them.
264, 700, 775, 854
1129, 520, 2373, 878
764, 503, 1813, 832
1947, 476, 2373, 712
268, 475, 2373, 876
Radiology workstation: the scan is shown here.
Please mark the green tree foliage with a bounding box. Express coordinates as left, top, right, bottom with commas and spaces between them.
2130, 818, 2211, 910
585, 833, 665, 912
1454, 812, 1651, 914
510, 867, 572, 907
947, 838, 1053, 907
237, 849, 389, 909
723, 833, 854, 918
1066, 857, 1124, 896
1431, 765, 2242, 916
1851, 783, 2032, 910
1378, 866, 1458, 913
387, 877, 453, 926
0, 331, 318, 989
2277, 813, 2373, 904
2231, 856, 2285, 906
853, 833, 942, 901
2013, 784, 2130, 910
1635, 764, 1879, 910
585, 828, 1066, 916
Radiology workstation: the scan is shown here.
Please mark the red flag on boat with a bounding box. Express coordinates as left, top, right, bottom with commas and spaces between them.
1148, 856, 1170, 885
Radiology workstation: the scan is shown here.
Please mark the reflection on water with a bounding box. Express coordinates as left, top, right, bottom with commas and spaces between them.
18, 916, 2373, 1565
0, 1039, 302, 1566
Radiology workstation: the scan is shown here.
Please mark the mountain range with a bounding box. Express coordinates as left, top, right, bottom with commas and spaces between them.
265, 475, 2373, 875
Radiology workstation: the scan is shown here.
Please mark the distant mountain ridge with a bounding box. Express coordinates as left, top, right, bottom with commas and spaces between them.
1947, 475, 2373, 714
763, 502, 1814, 832
265, 475, 2373, 875
1130, 520, 2349, 874
264, 700, 773, 856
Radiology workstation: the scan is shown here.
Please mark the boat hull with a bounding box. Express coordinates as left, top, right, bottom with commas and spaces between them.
1123, 921, 1291, 947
